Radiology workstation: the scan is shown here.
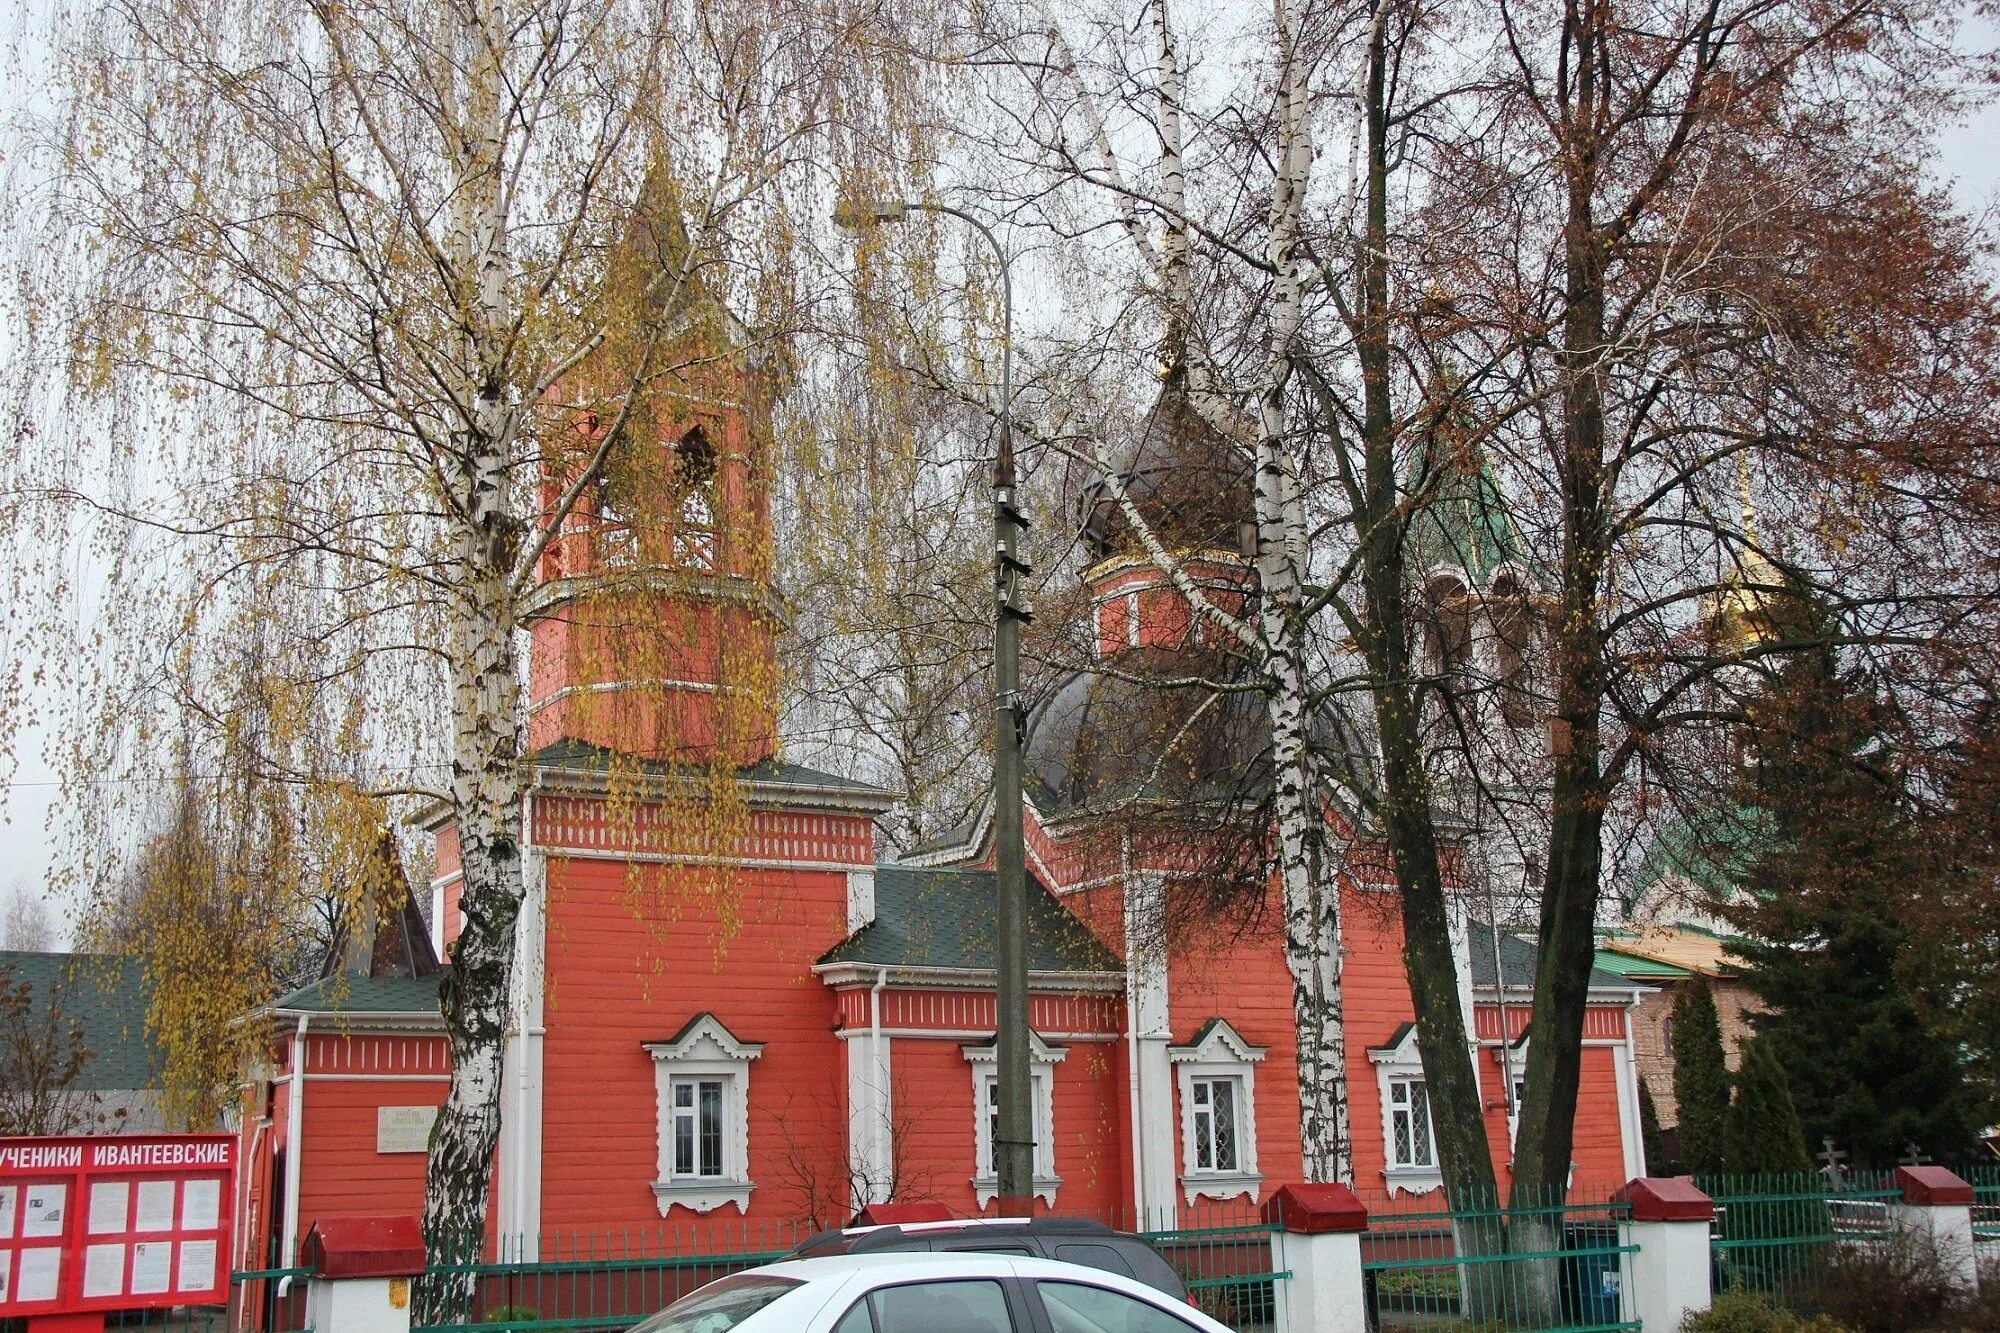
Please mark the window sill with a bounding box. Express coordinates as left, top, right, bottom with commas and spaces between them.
1180, 1171, 1262, 1206
972, 1175, 1062, 1208
1381, 1167, 1443, 1197
652, 1178, 754, 1216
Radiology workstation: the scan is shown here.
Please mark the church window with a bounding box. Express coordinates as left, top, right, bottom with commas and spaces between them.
595, 472, 636, 568
672, 427, 718, 571
645, 1014, 762, 1215
1190, 1078, 1238, 1171
1490, 572, 1536, 728
1169, 1018, 1264, 1204
964, 1033, 1064, 1207
1424, 576, 1472, 678
1370, 1024, 1441, 1191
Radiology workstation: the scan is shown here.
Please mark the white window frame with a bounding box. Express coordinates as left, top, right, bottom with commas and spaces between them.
963, 1032, 1065, 1207
644, 1013, 762, 1215
1493, 1037, 1530, 1147
1169, 1019, 1265, 1205
1370, 1025, 1442, 1194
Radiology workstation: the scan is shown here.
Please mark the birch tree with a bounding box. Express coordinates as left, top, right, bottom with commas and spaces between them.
933, 0, 1371, 1182
7, 0, 907, 1306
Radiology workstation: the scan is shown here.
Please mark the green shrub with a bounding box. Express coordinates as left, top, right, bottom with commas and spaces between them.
481, 1306, 541, 1331
1679, 1290, 1842, 1333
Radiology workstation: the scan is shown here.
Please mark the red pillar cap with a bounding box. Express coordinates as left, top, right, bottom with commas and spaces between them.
305, 1215, 427, 1279
851, 1201, 955, 1227
1896, 1166, 1974, 1207
1261, 1183, 1369, 1234
1615, 1177, 1713, 1223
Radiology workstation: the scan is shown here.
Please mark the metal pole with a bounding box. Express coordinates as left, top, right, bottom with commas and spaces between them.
912, 205, 1032, 1214
832, 200, 1031, 1211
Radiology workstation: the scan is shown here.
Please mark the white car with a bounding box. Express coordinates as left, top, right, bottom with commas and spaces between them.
627, 1251, 1243, 1333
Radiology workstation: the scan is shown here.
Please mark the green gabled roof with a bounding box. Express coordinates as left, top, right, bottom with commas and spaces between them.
818, 868, 1119, 975
1406, 439, 1533, 589
0, 952, 163, 1092
1632, 800, 1769, 898
528, 738, 889, 796
1594, 947, 1691, 981
271, 970, 447, 1016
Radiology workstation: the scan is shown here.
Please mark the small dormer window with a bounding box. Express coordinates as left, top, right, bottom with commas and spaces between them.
672, 427, 718, 571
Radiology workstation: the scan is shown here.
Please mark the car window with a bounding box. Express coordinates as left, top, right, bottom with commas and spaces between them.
869, 1278, 1015, 1333
1037, 1280, 1202, 1333
627, 1274, 804, 1333
832, 1299, 875, 1333
1052, 1242, 1136, 1277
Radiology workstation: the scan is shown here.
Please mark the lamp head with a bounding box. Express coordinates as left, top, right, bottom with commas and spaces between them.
832, 199, 911, 229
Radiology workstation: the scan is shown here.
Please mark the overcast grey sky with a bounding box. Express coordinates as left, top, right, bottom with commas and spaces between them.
1, 7, 1996, 949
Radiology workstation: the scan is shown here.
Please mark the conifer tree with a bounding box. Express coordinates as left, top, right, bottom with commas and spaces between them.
1638, 1077, 1671, 1176
1725, 624, 1978, 1167
1722, 1040, 1813, 1176
1672, 979, 1731, 1176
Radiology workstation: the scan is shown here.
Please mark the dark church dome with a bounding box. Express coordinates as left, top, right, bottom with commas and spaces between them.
1079, 377, 1254, 562
1025, 649, 1365, 821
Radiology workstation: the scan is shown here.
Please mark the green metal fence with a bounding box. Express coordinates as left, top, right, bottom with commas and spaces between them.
1698, 1171, 1898, 1315
1357, 1185, 1637, 1333
1972, 1164, 1999, 1279
1124, 1202, 1283, 1333
406, 1224, 816, 1332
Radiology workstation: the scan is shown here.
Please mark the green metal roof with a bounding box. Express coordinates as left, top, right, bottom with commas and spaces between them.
1470, 927, 1638, 992
1406, 439, 1533, 589
271, 970, 447, 1016
528, 738, 889, 795
1594, 947, 1691, 981
1631, 800, 1768, 898
818, 868, 1119, 974
0, 952, 163, 1092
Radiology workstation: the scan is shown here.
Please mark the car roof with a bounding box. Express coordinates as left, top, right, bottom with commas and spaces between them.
746, 1251, 1180, 1292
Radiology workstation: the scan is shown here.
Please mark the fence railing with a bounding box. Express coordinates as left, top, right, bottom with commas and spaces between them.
1356, 1184, 1637, 1333
1124, 1204, 1282, 1333
1697, 1170, 1900, 1315
404, 1223, 818, 1332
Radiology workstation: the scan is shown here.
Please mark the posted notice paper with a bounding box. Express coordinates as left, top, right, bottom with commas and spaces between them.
181, 1178, 221, 1231
0, 1183, 16, 1239
83, 1243, 126, 1299
178, 1237, 218, 1293
89, 1180, 131, 1234
131, 1241, 173, 1295
136, 1180, 177, 1232
17, 1247, 61, 1302
22, 1185, 66, 1238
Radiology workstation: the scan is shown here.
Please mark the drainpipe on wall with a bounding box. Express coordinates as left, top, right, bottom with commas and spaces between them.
277, 1014, 309, 1295
873, 967, 891, 1203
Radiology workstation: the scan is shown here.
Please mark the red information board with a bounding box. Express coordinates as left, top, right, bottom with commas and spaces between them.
0, 1135, 236, 1319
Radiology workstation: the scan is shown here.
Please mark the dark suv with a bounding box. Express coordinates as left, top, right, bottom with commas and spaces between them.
787, 1217, 1189, 1302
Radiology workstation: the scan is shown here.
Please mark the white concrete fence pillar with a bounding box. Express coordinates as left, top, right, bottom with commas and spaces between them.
1616, 1177, 1714, 1333
1887, 1165, 1980, 1295
302, 1215, 427, 1333
1262, 1182, 1370, 1333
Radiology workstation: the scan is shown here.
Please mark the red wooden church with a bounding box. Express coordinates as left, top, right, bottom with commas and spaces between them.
234, 359, 1652, 1279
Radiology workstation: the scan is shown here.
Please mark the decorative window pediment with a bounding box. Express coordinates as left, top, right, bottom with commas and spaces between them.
644, 1013, 762, 1215
1170, 1019, 1265, 1205
1369, 1024, 1440, 1194
963, 1033, 1065, 1207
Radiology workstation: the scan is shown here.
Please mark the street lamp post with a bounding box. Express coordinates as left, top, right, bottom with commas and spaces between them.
832, 199, 1034, 1213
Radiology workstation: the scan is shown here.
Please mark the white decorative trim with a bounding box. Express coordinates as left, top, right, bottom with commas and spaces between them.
846, 868, 876, 934
813, 963, 1126, 995
964, 1033, 1065, 1207
1170, 1020, 1265, 1205
1370, 1027, 1443, 1195
645, 1015, 763, 1216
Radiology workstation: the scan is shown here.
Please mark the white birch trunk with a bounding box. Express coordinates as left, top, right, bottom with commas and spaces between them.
417, 7, 530, 1317
1255, 0, 1352, 1185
